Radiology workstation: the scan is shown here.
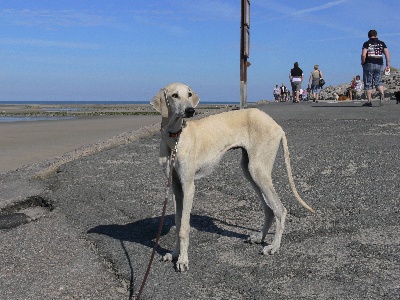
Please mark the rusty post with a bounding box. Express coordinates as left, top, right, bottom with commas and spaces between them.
240, 0, 250, 109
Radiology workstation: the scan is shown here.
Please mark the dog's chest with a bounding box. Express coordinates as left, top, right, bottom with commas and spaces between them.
174, 148, 224, 180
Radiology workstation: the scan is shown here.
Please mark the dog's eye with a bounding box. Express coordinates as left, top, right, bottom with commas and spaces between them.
172, 93, 178, 98
188, 92, 193, 97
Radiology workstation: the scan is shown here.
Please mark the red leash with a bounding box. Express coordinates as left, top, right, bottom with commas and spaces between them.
136, 144, 178, 300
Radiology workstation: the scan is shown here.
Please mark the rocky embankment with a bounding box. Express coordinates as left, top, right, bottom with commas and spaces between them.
320, 69, 400, 100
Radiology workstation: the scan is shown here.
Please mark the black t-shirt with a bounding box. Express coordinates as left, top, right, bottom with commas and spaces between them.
291, 66, 303, 77
362, 38, 387, 65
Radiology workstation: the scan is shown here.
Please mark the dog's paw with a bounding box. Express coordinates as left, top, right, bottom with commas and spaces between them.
175, 255, 189, 272
162, 250, 179, 262
261, 244, 280, 255
247, 234, 263, 244
162, 253, 174, 262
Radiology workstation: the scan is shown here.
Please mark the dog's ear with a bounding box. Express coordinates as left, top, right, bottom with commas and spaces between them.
189, 88, 200, 108
150, 88, 169, 118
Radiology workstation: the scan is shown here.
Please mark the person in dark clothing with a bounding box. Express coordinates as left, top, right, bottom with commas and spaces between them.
361, 29, 390, 107
289, 62, 304, 103
279, 83, 288, 102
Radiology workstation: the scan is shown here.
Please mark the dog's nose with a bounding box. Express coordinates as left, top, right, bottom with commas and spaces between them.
184, 107, 195, 118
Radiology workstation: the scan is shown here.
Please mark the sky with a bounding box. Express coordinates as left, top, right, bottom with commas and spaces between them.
1, 0, 399, 103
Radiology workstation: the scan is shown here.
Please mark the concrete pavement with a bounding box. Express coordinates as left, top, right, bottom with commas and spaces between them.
1, 99, 399, 299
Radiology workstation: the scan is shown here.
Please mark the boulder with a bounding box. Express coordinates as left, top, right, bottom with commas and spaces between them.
319, 69, 400, 100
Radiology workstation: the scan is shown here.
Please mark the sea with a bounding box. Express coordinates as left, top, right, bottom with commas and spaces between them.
0, 100, 242, 123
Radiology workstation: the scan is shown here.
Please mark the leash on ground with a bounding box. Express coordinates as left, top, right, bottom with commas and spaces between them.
136, 141, 178, 300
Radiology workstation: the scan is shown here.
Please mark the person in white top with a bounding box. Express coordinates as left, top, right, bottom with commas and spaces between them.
289, 62, 304, 103
349, 75, 363, 100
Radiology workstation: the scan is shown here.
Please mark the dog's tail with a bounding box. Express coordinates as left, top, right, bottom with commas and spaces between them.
281, 133, 315, 213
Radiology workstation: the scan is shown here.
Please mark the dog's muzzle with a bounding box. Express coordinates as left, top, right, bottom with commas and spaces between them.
184, 107, 195, 118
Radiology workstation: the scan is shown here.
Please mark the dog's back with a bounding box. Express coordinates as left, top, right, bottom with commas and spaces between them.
177, 108, 284, 180
183, 108, 283, 149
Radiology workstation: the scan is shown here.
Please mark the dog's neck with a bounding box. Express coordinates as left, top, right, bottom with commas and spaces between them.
161, 114, 185, 145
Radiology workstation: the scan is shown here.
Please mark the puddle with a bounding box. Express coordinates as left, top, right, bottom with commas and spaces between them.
0, 196, 53, 229
0, 116, 75, 123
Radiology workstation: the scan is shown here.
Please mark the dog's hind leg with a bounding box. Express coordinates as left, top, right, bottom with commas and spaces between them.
252, 171, 287, 255
259, 183, 287, 255
241, 149, 274, 244
245, 151, 287, 255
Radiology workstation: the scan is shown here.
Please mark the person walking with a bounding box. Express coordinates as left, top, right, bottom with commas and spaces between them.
289, 62, 304, 103
273, 85, 280, 102
308, 65, 324, 103
279, 83, 288, 102
361, 29, 390, 107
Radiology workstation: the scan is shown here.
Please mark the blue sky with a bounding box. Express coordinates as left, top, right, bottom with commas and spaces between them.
1, 0, 399, 103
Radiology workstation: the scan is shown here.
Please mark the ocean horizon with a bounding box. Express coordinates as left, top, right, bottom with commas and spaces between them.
0, 100, 253, 123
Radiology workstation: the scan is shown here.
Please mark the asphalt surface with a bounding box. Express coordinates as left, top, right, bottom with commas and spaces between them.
1, 99, 399, 299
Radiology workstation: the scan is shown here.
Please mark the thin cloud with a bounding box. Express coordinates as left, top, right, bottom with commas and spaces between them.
292, 0, 348, 16
128, 0, 239, 36
252, 0, 349, 22
0, 38, 100, 50
0, 8, 109, 28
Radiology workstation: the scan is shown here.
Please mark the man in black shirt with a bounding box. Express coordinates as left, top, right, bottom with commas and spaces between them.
361, 30, 390, 107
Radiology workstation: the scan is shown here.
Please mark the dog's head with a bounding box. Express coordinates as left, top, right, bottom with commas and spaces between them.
150, 83, 200, 118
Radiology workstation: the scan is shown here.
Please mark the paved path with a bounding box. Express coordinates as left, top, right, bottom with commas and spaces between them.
1, 100, 399, 299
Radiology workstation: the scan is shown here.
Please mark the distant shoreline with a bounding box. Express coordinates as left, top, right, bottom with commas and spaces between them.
0, 100, 249, 105
0, 102, 241, 122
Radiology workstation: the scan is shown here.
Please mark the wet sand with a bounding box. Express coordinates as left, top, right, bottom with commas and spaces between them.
0, 103, 231, 174
0, 104, 161, 174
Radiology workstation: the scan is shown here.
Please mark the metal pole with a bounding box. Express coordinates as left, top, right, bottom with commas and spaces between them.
240, 0, 250, 109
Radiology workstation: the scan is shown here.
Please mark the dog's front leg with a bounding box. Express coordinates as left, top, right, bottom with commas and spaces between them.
175, 180, 195, 272
162, 171, 182, 263
159, 142, 169, 177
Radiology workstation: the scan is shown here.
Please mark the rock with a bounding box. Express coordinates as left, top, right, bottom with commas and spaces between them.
320, 69, 400, 100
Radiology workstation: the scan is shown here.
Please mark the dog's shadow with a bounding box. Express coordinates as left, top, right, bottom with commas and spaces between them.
88, 213, 259, 299
87, 214, 250, 256
88, 214, 253, 298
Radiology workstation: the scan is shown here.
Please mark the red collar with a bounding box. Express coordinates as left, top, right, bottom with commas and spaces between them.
169, 128, 182, 138
161, 127, 182, 138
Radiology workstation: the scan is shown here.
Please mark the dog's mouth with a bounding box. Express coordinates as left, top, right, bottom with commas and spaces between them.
184, 107, 195, 118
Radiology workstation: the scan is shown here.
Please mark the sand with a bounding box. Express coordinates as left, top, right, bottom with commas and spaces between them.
0, 103, 231, 174
0, 104, 161, 174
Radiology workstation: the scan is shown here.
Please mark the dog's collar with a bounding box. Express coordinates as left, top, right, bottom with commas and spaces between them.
161, 126, 182, 138
169, 128, 182, 138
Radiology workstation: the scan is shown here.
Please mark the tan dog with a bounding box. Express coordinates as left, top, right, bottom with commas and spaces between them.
150, 83, 314, 272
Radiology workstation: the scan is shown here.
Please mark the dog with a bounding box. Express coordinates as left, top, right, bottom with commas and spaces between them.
394, 91, 400, 104
339, 95, 350, 101
150, 83, 315, 272
333, 92, 339, 102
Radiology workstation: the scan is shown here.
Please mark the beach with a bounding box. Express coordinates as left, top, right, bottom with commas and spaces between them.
0, 103, 234, 174
0, 114, 159, 174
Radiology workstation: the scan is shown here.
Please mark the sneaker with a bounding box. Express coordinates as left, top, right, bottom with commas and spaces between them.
362, 102, 372, 107
379, 93, 384, 106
